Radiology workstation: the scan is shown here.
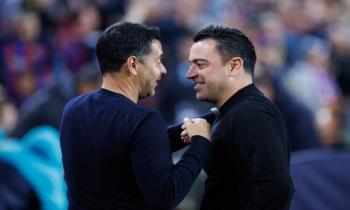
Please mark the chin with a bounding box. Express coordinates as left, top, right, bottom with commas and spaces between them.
196, 94, 206, 102
149, 89, 156, 96
196, 93, 213, 103
139, 90, 155, 99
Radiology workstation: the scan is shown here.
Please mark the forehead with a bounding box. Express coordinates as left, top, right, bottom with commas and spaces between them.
189, 39, 221, 61
148, 39, 163, 57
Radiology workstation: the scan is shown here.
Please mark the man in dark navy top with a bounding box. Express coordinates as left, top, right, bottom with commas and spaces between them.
184, 25, 294, 210
60, 22, 211, 210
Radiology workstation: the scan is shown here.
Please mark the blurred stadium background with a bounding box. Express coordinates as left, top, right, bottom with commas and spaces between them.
0, 0, 350, 210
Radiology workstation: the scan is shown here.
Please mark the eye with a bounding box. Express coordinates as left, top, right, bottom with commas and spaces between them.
156, 59, 163, 65
157, 56, 163, 64
196, 61, 207, 69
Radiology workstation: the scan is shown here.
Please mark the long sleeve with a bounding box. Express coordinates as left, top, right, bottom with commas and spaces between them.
131, 112, 210, 210
236, 110, 294, 210
167, 123, 187, 152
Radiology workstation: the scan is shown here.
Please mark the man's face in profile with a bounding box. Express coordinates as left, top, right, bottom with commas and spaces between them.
137, 40, 167, 99
186, 39, 228, 104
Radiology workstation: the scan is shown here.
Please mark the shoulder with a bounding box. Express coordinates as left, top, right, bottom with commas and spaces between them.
126, 106, 166, 145
63, 93, 90, 113
130, 105, 164, 127
229, 94, 281, 126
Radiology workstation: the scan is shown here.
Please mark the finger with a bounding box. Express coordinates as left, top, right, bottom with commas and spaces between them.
183, 137, 191, 144
190, 118, 200, 122
180, 130, 187, 138
192, 118, 207, 124
181, 119, 192, 129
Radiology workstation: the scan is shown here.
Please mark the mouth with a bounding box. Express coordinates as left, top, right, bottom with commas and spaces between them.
194, 81, 205, 90
155, 78, 161, 87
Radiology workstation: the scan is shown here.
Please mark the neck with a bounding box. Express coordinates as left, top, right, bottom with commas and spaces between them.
216, 77, 252, 108
101, 72, 139, 103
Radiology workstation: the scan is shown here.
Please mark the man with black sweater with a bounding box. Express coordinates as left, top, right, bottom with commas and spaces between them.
60, 22, 211, 210
184, 25, 294, 210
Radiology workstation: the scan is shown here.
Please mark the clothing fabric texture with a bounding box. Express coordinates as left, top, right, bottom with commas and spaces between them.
60, 88, 210, 210
200, 84, 294, 210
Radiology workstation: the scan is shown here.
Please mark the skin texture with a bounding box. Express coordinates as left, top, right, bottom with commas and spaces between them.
137, 40, 167, 98
186, 39, 229, 105
186, 38, 250, 108
182, 38, 252, 143
101, 39, 166, 103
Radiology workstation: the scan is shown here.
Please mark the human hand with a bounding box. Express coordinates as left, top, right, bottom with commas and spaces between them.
181, 117, 211, 143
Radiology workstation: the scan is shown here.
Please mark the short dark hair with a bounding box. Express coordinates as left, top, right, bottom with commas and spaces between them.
193, 25, 256, 76
96, 22, 160, 74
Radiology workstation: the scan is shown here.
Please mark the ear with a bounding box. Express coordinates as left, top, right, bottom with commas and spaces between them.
228, 57, 243, 75
126, 56, 138, 76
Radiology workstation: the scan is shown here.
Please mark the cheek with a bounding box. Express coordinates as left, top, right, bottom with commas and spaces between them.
152, 66, 161, 79
206, 75, 223, 93
146, 67, 158, 84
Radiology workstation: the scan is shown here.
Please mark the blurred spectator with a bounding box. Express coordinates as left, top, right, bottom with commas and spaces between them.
316, 100, 347, 148
256, 12, 287, 72
54, 4, 101, 73
0, 84, 18, 136
327, 21, 350, 97
0, 1, 350, 209
255, 65, 321, 151
9, 63, 101, 138
0, 11, 53, 106
283, 36, 343, 146
0, 101, 18, 136
0, 126, 67, 210
96, 0, 127, 28
290, 102, 350, 210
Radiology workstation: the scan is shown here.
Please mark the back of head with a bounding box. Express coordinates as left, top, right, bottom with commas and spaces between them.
193, 25, 256, 76
96, 22, 160, 74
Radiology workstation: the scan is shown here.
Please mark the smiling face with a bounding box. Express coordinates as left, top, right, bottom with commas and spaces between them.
186, 39, 230, 106
138, 39, 167, 98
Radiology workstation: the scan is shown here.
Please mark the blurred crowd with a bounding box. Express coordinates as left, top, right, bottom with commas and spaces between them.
0, 0, 350, 210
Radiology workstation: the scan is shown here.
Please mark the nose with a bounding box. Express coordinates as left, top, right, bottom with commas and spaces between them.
186, 65, 197, 80
161, 63, 167, 75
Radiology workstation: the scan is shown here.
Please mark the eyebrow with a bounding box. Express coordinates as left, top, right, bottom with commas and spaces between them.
188, 58, 209, 64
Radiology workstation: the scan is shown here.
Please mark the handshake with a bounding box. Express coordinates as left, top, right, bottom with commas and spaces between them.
181, 117, 211, 143
168, 107, 219, 145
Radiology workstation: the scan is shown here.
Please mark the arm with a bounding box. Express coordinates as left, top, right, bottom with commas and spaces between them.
237, 111, 294, 210
131, 111, 211, 210
167, 123, 187, 151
